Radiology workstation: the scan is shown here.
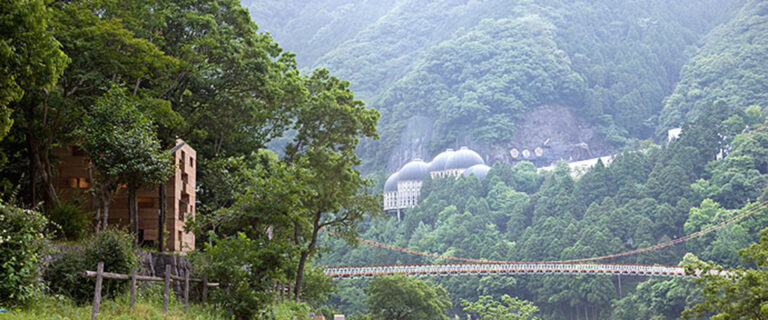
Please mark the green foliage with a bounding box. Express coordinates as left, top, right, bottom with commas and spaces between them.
324, 102, 768, 318
45, 229, 138, 304
80, 86, 171, 187
0, 202, 49, 304
271, 300, 312, 320
378, 15, 583, 146
612, 278, 698, 320
191, 232, 293, 320
47, 201, 90, 240
83, 229, 137, 297
0, 0, 68, 140
7, 284, 228, 319
256, 0, 740, 171
660, 0, 768, 130
462, 295, 539, 320
365, 274, 451, 320
683, 227, 768, 319
300, 264, 336, 308
78, 85, 172, 235
44, 250, 91, 303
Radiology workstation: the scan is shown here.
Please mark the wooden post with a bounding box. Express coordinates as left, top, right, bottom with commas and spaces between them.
158, 184, 166, 252
202, 276, 208, 303
183, 268, 190, 312
129, 267, 137, 308
91, 262, 104, 320
163, 264, 171, 313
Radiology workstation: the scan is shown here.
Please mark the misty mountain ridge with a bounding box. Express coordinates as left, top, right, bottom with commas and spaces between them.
244, 0, 766, 174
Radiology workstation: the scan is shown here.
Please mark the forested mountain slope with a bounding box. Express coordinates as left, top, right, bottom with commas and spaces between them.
243, 1, 397, 68
319, 102, 768, 319
245, 0, 746, 173
659, 0, 768, 131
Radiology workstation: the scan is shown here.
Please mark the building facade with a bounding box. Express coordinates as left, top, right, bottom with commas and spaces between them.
53, 139, 196, 252
384, 147, 490, 217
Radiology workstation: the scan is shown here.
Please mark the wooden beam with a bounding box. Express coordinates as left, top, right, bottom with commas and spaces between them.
82, 269, 219, 286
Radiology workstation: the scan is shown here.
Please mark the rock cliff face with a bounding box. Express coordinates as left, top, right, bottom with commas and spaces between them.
386, 115, 434, 173
502, 105, 615, 166
386, 105, 614, 172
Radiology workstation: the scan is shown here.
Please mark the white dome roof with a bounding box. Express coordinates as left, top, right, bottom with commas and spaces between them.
384, 172, 399, 192
445, 147, 484, 170
428, 148, 455, 173
398, 159, 429, 181
462, 164, 491, 180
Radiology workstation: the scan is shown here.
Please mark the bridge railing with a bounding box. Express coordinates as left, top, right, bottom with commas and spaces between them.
324, 262, 694, 279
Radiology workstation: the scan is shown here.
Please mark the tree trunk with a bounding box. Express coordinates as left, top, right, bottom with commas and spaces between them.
102, 200, 109, 231
128, 187, 134, 235
39, 146, 59, 207
128, 184, 138, 246
88, 166, 100, 231
294, 250, 309, 300
293, 211, 322, 300
28, 137, 37, 207
133, 188, 139, 246
95, 207, 101, 231
29, 138, 58, 209
158, 184, 166, 252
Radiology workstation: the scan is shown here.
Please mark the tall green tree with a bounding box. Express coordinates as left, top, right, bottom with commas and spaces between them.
683, 227, 768, 319
462, 295, 540, 320
0, 0, 68, 141
79, 86, 171, 237
365, 274, 452, 320
285, 68, 380, 299
3, 0, 176, 208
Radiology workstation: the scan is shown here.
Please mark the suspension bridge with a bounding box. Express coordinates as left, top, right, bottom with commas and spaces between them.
324, 262, 696, 279
321, 200, 767, 279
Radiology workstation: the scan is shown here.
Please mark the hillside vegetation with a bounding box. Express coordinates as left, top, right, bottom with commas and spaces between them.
659, 0, 768, 131
246, 0, 758, 172
3, 0, 768, 319
319, 102, 768, 319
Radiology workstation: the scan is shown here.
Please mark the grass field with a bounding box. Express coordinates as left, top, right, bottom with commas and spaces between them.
0, 289, 315, 319
0, 287, 229, 320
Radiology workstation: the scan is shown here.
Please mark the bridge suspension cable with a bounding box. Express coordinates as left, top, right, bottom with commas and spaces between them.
324, 262, 698, 279
321, 200, 768, 264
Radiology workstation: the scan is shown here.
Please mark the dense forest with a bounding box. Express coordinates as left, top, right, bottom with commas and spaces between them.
319, 102, 768, 318
245, 0, 768, 173
1, 0, 378, 318
3, 0, 768, 319
659, 1, 768, 131
243, 0, 768, 318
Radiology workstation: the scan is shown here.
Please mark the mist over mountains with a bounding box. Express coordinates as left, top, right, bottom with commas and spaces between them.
244, 0, 768, 176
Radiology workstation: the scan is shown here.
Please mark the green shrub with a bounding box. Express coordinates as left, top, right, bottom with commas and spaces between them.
272, 300, 311, 320
47, 202, 91, 240
191, 232, 292, 320
0, 202, 49, 304
45, 229, 137, 304
44, 250, 90, 301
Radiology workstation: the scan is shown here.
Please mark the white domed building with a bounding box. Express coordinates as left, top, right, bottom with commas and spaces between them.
384, 147, 488, 218
462, 164, 491, 180
383, 172, 399, 211
428, 149, 455, 178
441, 147, 485, 177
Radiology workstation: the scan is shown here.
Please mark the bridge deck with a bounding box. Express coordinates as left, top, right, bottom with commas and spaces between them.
324, 262, 701, 279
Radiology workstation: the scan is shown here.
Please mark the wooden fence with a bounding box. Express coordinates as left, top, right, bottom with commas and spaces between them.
82, 262, 219, 320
